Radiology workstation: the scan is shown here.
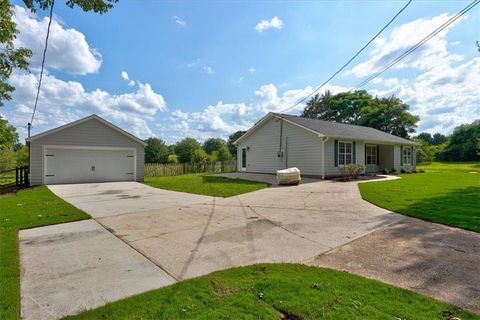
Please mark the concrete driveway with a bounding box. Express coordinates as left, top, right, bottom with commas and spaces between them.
76, 179, 403, 280
20, 175, 479, 318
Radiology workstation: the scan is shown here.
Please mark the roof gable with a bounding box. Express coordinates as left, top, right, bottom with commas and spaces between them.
26, 114, 147, 146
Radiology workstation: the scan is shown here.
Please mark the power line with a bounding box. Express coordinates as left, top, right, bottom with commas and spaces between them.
29, 0, 55, 136
278, 0, 413, 113
350, 0, 480, 91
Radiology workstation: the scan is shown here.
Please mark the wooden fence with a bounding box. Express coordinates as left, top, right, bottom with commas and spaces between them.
0, 166, 29, 194
145, 160, 237, 177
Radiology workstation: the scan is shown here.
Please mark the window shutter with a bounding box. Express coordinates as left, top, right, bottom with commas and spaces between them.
400, 146, 403, 166
353, 142, 356, 163
376, 145, 380, 166
365, 144, 367, 164
334, 140, 338, 167
410, 147, 413, 165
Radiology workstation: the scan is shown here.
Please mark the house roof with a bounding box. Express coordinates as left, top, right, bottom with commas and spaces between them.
26, 114, 147, 146
236, 112, 418, 145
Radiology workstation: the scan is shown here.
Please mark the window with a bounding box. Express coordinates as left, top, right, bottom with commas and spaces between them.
403, 147, 412, 165
338, 141, 353, 165
366, 145, 377, 165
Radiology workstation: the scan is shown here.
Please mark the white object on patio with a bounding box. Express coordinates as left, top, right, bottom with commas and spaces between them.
276, 167, 301, 185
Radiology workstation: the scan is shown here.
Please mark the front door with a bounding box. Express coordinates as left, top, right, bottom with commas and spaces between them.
365, 145, 378, 173
241, 148, 247, 171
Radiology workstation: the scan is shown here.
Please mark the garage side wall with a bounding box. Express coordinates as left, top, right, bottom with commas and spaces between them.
29, 119, 145, 186
237, 117, 323, 175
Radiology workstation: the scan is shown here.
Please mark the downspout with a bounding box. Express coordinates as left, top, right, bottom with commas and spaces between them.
321, 136, 329, 179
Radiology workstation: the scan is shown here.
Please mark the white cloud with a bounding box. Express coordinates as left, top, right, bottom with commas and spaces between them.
348, 13, 464, 77
6, 71, 167, 139
121, 71, 136, 86
203, 66, 214, 75
248, 67, 256, 73
167, 83, 346, 141
350, 13, 480, 134
172, 16, 187, 27
12, 5, 102, 75
255, 16, 283, 32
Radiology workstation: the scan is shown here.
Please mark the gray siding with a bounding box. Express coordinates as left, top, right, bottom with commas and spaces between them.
237, 117, 323, 175
29, 118, 144, 186
323, 139, 366, 177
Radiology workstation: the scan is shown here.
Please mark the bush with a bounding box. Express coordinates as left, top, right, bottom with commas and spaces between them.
391, 168, 397, 173
340, 164, 365, 180
382, 168, 389, 175
400, 168, 406, 173
167, 154, 179, 164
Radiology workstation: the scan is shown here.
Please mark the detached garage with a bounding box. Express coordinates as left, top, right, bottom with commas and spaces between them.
27, 114, 146, 186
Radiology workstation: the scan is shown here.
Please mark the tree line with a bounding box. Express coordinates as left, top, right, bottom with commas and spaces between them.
144, 131, 246, 164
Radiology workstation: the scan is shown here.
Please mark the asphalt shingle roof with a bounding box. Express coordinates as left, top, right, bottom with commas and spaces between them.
274, 113, 417, 145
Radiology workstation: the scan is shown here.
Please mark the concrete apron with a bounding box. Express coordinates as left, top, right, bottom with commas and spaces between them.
19, 220, 175, 320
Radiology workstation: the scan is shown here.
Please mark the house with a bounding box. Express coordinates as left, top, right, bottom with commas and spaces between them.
235, 113, 418, 178
26, 114, 146, 186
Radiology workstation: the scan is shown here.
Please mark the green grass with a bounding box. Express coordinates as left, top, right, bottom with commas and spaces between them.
67, 263, 478, 320
360, 162, 480, 232
145, 174, 269, 197
0, 187, 90, 319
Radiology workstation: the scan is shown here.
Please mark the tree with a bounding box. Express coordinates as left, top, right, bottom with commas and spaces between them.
175, 137, 201, 163
0, 116, 18, 149
437, 120, 480, 161
167, 154, 178, 164
301, 90, 419, 138
432, 133, 447, 145
202, 138, 226, 155
15, 144, 29, 166
227, 130, 246, 156
144, 137, 169, 163
0, 0, 117, 106
416, 132, 433, 144
190, 148, 208, 164
217, 144, 232, 161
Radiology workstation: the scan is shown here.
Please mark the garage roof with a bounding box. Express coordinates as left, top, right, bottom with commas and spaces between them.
26, 114, 147, 146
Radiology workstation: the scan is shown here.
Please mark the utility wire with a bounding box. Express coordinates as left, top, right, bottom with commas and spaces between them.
349, 0, 480, 91
29, 0, 55, 131
278, 0, 413, 113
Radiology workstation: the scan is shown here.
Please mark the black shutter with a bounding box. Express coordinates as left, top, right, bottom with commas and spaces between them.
376, 145, 380, 165
334, 140, 338, 167
353, 142, 356, 163
400, 146, 403, 166
410, 147, 413, 165
365, 144, 367, 165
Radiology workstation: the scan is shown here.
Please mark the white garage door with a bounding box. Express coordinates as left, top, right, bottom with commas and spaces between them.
44, 147, 135, 184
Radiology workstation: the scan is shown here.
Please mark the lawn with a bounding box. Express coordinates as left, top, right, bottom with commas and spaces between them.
0, 187, 89, 319
145, 174, 269, 197
360, 162, 480, 232
67, 263, 478, 320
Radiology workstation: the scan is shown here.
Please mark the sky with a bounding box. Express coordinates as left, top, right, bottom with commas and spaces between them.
3, 0, 480, 144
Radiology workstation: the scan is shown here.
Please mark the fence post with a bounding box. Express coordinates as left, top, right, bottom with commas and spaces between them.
15, 167, 19, 185
24, 166, 29, 187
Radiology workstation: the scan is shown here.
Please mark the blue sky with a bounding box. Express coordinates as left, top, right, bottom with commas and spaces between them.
4, 0, 480, 144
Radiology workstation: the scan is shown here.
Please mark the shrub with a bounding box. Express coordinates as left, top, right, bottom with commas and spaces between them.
167, 154, 179, 164
382, 168, 390, 175
391, 168, 397, 173
340, 164, 365, 181
400, 168, 406, 173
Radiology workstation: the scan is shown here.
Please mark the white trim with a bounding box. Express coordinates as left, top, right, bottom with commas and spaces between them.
365, 144, 378, 166
338, 140, 353, 166
275, 115, 325, 138
27, 114, 147, 146
240, 147, 247, 171
42, 145, 137, 184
